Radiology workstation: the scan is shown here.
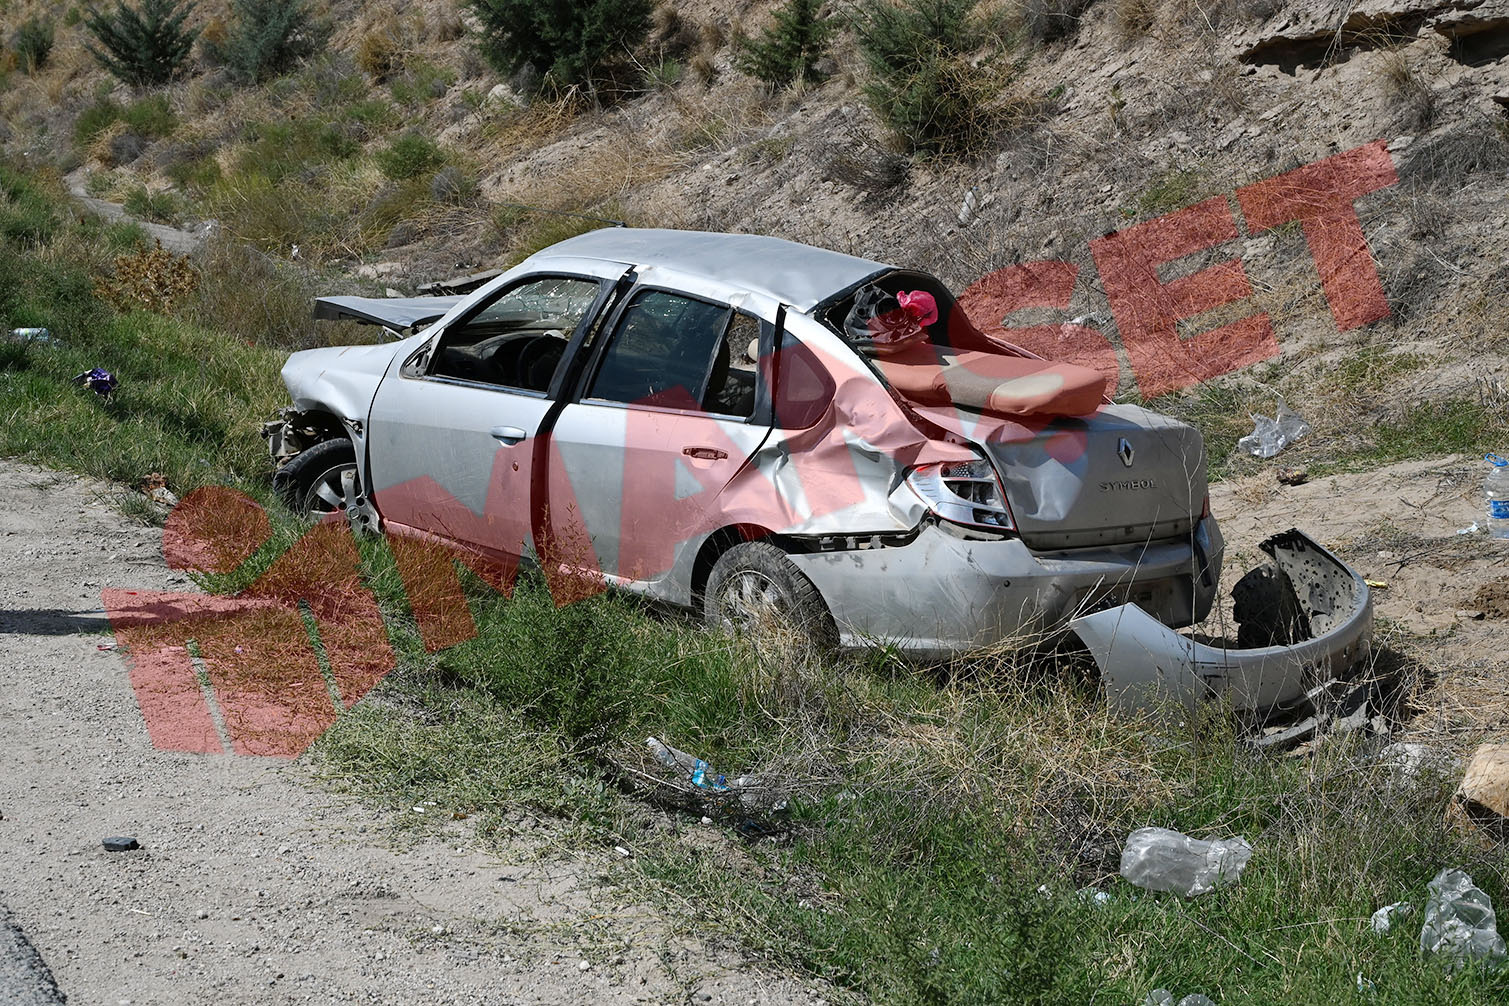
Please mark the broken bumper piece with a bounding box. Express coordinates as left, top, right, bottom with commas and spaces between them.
1070, 529, 1372, 714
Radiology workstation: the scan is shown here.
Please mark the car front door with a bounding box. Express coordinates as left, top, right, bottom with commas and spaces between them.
366, 264, 628, 565
544, 285, 777, 600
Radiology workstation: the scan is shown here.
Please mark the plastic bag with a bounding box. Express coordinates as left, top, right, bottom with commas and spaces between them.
1120, 827, 1252, 897
1370, 902, 1414, 933
1419, 868, 1507, 968
1237, 403, 1311, 459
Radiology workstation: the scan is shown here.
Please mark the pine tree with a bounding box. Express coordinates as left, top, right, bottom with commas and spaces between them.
736, 0, 835, 89
206, 0, 331, 84
83, 0, 199, 87
465, 0, 652, 92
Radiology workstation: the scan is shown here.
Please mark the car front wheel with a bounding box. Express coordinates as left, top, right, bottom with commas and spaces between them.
274, 437, 358, 516
703, 542, 838, 651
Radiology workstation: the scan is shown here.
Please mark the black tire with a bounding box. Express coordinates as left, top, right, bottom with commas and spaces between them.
274, 438, 358, 516
703, 542, 838, 651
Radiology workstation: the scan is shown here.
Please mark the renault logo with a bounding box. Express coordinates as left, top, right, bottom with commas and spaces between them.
1117, 437, 1135, 467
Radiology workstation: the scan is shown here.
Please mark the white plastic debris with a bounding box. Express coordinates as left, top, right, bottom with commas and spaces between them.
1419, 867, 1507, 968
958, 187, 979, 225
1120, 827, 1252, 897
1237, 403, 1311, 459
1370, 901, 1414, 933
1144, 992, 1215, 1006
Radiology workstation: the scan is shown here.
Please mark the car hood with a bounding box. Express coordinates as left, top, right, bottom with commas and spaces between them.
313, 295, 462, 331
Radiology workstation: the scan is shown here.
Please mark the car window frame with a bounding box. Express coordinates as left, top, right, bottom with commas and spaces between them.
567, 283, 775, 425
398, 272, 615, 399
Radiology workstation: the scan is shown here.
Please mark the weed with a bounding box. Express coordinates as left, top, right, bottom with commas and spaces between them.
642, 58, 682, 91
356, 26, 404, 83
1137, 167, 1208, 216
388, 57, 456, 106
96, 240, 198, 313
10, 15, 53, 73
121, 184, 186, 225
185, 234, 368, 349
377, 133, 445, 181
75, 94, 177, 148
0, 161, 61, 245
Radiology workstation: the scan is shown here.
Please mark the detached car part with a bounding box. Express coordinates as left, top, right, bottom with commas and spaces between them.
1070, 529, 1372, 714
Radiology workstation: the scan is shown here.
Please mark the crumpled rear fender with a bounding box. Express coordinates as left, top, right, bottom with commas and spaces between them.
1070, 528, 1372, 714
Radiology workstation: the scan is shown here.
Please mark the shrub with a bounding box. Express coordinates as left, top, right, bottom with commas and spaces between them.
736, 0, 835, 89
356, 28, 403, 82
206, 0, 331, 84
853, 0, 995, 155
377, 132, 445, 181
83, 0, 199, 86
465, 0, 652, 93
75, 95, 176, 149
11, 15, 54, 74
121, 184, 185, 225
96, 240, 199, 313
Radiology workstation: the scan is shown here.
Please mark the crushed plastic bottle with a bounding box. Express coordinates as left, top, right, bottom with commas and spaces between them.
1419, 867, 1507, 968
8, 327, 57, 345
1485, 454, 1509, 540
1237, 403, 1311, 459
1120, 827, 1252, 897
646, 736, 727, 791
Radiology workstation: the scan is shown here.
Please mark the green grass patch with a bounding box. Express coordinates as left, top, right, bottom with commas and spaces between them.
377, 133, 445, 181
74, 94, 177, 146
1137, 168, 1209, 217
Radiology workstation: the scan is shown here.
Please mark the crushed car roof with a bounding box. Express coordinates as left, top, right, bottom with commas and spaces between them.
527, 228, 893, 312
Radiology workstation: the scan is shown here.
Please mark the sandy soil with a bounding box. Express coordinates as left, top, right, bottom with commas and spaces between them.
1211, 453, 1509, 738
0, 462, 829, 1006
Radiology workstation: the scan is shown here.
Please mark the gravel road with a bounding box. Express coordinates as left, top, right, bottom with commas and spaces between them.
0, 462, 828, 1006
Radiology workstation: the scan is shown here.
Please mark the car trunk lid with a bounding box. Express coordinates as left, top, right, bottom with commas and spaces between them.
975, 403, 1208, 551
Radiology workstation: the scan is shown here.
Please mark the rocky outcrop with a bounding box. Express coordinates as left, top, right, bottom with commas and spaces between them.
1236, 0, 1485, 72
1431, 0, 1509, 63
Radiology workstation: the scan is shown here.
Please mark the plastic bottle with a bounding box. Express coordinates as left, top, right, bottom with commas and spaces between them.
1488, 454, 1509, 540
8, 327, 55, 345
646, 737, 727, 791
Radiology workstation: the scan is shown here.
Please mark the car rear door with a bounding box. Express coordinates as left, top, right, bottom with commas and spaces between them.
366, 261, 629, 564
544, 281, 777, 599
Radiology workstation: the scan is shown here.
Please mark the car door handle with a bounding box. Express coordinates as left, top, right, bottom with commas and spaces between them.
682, 446, 727, 461
490, 425, 528, 444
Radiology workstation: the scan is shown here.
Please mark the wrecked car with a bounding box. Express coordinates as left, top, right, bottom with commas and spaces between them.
266, 228, 1371, 712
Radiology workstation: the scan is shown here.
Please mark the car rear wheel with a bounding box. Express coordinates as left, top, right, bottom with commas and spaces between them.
274, 438, 358, 516
704, 542, 838, 651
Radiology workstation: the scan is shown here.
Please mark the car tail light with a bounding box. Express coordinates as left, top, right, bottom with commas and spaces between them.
906, 455, 1015, 532
1200, 493, 1211, 520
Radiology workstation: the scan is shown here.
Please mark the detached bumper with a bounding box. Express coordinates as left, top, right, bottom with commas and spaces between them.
1070, 529, 1372, 714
